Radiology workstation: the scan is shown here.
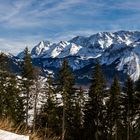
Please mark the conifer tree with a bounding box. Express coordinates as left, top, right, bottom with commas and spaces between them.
73, 87, 85, 140
0, 53, 9, 117
35, 74, 60, 137
83, 62, 106, 140
0, 71, 7, 117
57, 59, 75, 140
0, 53, 25, 125
123, 76, 135, 140
0, 71, 24, 125
0, 53, 8, 72
133, 77, 140, 139
6, 74, 25, 124
22, 47, 34, 80
106, 76, 121, 140
21, 47, 35, 126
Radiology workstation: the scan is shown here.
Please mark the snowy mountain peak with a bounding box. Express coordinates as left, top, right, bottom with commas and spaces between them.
31, 40, 52, 57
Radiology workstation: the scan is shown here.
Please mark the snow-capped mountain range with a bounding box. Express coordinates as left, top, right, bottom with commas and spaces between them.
7, 31, 140, 83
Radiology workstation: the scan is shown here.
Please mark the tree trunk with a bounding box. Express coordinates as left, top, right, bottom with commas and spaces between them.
62, 103, 65, 140
62, 89, 66, 140
33, 81, 39, 130
127, 115, 130, 140
26, 88, 29, 126
115, 120, 117, 140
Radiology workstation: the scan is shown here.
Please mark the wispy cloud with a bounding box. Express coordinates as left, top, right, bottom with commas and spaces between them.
0, 34, 46, 54
0, 0, 140, 54
0, 0, 86, 28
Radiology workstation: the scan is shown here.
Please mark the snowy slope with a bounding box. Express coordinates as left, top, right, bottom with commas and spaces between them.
101, 44, 140, 81
0, 129, 29, 140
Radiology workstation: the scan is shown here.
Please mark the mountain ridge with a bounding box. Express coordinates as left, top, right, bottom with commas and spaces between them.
2, 30, 140, 84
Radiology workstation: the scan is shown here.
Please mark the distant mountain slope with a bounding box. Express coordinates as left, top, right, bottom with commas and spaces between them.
8, 31, 140, 84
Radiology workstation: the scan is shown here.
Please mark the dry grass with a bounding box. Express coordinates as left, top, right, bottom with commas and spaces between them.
0, 118, 60, 140
0, 118, 40, 139
0, 118, 14, 131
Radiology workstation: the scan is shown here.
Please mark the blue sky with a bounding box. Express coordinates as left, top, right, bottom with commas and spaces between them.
0, 0, 140, 54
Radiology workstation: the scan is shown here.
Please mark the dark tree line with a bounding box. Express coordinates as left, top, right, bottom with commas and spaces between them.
1, 49, 140, 140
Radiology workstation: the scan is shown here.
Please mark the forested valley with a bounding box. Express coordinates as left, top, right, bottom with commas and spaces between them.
1, 48, 140, 140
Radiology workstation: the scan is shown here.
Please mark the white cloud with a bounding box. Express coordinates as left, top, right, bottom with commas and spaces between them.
0, 34, 46, 54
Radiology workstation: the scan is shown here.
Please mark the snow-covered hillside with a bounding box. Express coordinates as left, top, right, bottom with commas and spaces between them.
16, 31, 140, 82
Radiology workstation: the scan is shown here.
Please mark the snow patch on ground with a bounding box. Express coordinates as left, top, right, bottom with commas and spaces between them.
0, 129, 29, 140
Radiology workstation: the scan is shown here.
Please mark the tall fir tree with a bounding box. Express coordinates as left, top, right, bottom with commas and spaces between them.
83, 62, 106, 140
0, 53, 9, 117
123, 76, 135, 140
0, 53, 25, 125
106, 76, 121, 140
21, 47, 35, 126
57, 59, 76, 140
6, 74, 25, 124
